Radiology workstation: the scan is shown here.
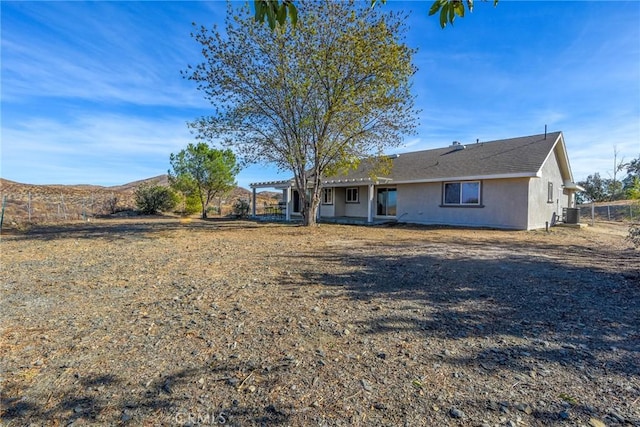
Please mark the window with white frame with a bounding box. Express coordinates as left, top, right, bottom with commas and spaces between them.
443, 181, 481, 205
547, 182, 554, 203
322, 188, 333, 205
346, 187, 359, 203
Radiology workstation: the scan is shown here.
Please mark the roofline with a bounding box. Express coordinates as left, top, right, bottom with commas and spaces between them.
253, 172, 542, 188
390, 172, 538, 185
537, 132, 574, 183
564, 181, 585, 191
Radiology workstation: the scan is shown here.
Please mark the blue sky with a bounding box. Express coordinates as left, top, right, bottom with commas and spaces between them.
2, 1, 639, 189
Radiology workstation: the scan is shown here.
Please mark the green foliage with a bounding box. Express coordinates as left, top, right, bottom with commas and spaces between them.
625, 176, 640, 200
623, 157, 640, 199
626, 157, 640, 177
427, 0, 499, 28
169, 143, 239, 219
134, 184, 178, 215
232, 199, 250, 218
187, 1, 417, 225
577, 172, 626, 203
253, 0, 297, 29
254, 0, 498, 30
579, 156, 640, 203
578, 173, 609, 203
174, 192, 201, 216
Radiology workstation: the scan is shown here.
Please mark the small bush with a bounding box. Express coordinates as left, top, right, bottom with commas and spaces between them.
135, 184, 177, 215
174, 193, 201, 216
232, 199, 250, 218
628, 223, 640, 248
103, 195, 119, 214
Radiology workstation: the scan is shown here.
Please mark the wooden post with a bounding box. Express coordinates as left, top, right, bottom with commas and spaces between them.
591, 203, 595, 226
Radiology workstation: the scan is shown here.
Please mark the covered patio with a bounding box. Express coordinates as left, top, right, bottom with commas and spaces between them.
249, 177, 393, 224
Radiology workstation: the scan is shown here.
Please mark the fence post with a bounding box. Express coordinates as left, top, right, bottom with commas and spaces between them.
607, 205, 611, 221
591, 202, 595, 226
60, 194, 67, 220
0, 195, 6, 231
28, 191, 32, 222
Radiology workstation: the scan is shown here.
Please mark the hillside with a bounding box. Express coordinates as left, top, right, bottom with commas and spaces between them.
0, 176, 279, 225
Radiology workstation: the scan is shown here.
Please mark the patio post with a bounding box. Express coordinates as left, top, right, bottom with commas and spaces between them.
252, 187, 257, 217
367, 184, 374, 223
285, 187, 291, 221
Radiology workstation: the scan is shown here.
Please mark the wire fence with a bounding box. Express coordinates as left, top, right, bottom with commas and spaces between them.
0, 191, 131, 225
0, 190, 282, 227
578, 203, 640, 224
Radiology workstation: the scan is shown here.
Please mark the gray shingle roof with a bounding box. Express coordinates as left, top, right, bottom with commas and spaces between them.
250, 132, 567, 188
326, 131, 562, 184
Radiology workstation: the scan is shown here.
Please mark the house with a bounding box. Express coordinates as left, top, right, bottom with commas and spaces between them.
249, 131, 583, 230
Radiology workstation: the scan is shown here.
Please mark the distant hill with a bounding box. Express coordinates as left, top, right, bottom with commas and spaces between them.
108, 174, 170, 192
0, 175, 279, 225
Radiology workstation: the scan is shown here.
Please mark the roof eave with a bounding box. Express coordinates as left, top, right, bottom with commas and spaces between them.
390, 172, 538, 185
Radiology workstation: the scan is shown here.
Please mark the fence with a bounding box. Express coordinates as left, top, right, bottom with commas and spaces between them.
578, 203, 640, 224
0, 190, 281, 227
0, 191, 132, 226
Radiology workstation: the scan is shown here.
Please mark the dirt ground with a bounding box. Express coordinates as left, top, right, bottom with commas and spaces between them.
1, 219, 638, 426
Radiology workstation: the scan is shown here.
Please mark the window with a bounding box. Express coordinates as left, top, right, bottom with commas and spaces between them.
443, 181, 481, 205
346, 187, 359, 203
322, 188, 333, 205
547, 182, 554, 203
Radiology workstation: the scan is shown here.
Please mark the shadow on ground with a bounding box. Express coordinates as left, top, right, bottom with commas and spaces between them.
2, 222, 638, 425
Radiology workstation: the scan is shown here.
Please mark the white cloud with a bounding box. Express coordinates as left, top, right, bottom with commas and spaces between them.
1, 113, 195, 186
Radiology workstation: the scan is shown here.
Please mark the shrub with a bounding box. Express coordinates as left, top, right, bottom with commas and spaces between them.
174, 193, 201, 216
103, 195, 119, 214
628, 223, 640, 248
135, 184, 178, 215
232, 199, 250, 218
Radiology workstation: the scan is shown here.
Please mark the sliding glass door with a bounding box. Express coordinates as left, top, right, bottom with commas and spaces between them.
376, 188, 397, 216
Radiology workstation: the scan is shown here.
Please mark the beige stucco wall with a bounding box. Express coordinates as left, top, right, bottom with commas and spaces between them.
527, 149, 568, 229
321, 186, 369, 218
343, 186, 369, 217
319, 187, 336, 217
397, 179, 531, 229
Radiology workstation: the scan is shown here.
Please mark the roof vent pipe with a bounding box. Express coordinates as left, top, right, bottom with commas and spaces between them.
544, 124, 547, 139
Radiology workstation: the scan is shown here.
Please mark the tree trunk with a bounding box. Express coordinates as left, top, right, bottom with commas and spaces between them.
303, 189, 320, 226
201, 199, 207, 219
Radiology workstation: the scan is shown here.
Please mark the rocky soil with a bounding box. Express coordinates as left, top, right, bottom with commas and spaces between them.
1, 219, 638, 426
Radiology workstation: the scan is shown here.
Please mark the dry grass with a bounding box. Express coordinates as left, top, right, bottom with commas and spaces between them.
1, 219, 638, 426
